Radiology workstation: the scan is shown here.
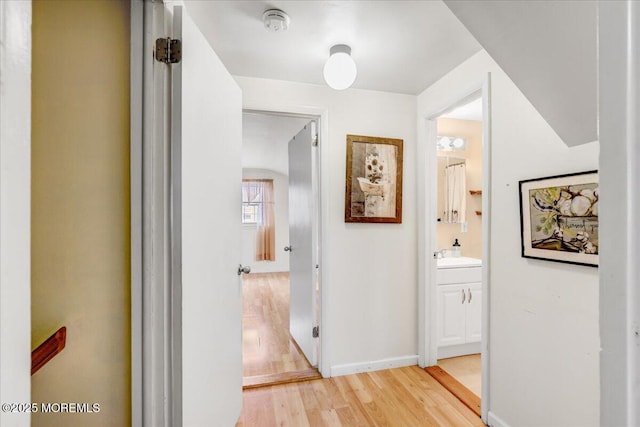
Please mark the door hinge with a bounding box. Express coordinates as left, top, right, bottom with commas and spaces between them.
312, 134, 319, 147
155, 38, 182, 64
312, 326, 319, 338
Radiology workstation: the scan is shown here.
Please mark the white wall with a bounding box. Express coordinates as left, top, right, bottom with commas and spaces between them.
418, 50, 600, 426
242, 112, 308, 176
237, 76, 418, 374
0, 2, 31, 426
241, 168, 290, 273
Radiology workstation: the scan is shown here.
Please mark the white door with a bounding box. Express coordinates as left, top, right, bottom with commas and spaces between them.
172, 6, 243, 426
288, 122, 318, 366
437, 284, 466, 347
465, 283, 482, 343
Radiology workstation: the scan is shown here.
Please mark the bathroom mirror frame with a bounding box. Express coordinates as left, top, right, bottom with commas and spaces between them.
344, 134, 403, 223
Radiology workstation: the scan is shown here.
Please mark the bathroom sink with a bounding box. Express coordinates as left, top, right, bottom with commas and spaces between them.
437, 256, 482, 269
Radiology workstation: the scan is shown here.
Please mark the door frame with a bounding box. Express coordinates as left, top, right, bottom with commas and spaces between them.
130, 1, 143, 426
131, 1, 177, 426
418, 74, 492, 422
243, 106, 330, 377
241, 109, 323, 370
0, 2, 32, 426
598, 1, 640, 423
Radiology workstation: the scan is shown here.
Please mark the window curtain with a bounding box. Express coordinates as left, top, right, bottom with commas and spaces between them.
244, 179, 275, 261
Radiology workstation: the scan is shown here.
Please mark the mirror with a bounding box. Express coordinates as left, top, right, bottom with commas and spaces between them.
437, 155, 466, 224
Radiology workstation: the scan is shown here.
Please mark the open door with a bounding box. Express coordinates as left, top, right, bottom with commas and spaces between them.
172, 6, 243, 426
288, 122, 319, 367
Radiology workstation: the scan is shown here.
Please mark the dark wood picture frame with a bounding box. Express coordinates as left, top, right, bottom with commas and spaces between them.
345, 134, 403, 223
519, 170, 599, 267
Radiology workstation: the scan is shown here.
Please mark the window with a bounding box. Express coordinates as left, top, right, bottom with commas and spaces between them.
241, 199, 262, 224
241, 180, 266, 224
241, 179, 276, 261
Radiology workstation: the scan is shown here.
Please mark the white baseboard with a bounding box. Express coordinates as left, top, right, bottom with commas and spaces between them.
330, 355, 419, 377
487, 411, 510, 427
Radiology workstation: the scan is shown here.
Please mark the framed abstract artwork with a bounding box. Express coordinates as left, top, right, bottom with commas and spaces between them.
345, 134, 403, 223
519, 170, 599, 267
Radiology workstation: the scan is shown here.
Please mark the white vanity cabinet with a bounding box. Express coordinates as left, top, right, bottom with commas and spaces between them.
436, 261, 482, 358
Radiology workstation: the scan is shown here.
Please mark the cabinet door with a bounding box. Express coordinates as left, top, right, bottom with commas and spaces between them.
437, 284, 466, 347
465, 282, 482, 343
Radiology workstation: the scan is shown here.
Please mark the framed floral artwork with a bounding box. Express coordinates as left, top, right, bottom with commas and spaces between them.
345, 134, 403, 223
519, 170, 598, 267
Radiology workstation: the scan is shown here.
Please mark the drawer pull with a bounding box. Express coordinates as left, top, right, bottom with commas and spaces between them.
461, 289, 466, 304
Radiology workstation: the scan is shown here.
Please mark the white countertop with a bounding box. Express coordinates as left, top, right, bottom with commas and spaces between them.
437, 256, 482, 269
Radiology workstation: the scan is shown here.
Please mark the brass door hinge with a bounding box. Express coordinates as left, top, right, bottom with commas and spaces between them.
155, 38, 182, 64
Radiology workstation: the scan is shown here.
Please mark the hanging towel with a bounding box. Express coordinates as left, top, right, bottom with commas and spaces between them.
444, 163, 466, 223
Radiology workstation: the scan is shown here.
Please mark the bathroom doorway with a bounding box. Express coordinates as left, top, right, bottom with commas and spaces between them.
240, 111, 322, 388
431, 96, 484, 412
420, 77, 491, 421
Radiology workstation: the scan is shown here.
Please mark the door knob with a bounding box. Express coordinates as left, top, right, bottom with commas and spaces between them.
284, 246, 292, 252
237, 264, 251, 276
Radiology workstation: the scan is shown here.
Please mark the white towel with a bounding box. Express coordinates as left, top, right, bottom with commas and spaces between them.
444, 163, 466, 223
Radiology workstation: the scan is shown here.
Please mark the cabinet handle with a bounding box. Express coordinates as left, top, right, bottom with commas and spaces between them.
468, 288, 472, 303
461, 289, 466, 304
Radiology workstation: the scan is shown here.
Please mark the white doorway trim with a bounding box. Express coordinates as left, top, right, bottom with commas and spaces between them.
598, 1, 640, 424
131, 1, 175, 426
129, 1, 143, 426
242, 104, 330, 377
0, 2, 32, 426
418, 74, 492, 422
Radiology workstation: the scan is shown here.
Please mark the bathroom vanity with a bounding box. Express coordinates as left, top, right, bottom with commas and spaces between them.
436, 257, 482, 359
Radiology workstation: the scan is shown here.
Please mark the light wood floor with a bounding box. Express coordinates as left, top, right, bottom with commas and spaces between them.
242, 272, 316, 383
437, 354, 481, 397
237, 365, 485, 426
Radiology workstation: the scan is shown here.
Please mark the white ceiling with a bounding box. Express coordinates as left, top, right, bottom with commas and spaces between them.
184, 1, 482, 95
444, 0, 597, 146
441, 97, 483, 121
242, 112, 310, 176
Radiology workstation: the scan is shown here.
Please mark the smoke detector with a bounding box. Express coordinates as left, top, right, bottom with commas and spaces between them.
263, 9, 290, 32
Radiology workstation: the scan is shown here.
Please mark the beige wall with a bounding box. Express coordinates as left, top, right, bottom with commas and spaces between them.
31, 1, 130, 426
436, 118, 483, 258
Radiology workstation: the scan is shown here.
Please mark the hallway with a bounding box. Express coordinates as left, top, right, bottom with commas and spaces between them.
236, 365, 485, 426
243, 272, 319, 387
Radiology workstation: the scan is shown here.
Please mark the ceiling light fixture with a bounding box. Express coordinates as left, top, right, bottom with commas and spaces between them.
323, 44, 357, 90
437, 136, 467, 151
263, 9, 290, 32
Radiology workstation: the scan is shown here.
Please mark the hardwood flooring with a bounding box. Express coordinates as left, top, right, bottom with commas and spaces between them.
425, 366, 481, 417
242, 272, 319, 387
237, 366, 485, 427
437, 354, 481, 397
243, 368, 321, 390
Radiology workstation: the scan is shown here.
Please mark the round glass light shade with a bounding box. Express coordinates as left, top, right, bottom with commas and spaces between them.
452, 138, 465, 148
323, 45, 357, 90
